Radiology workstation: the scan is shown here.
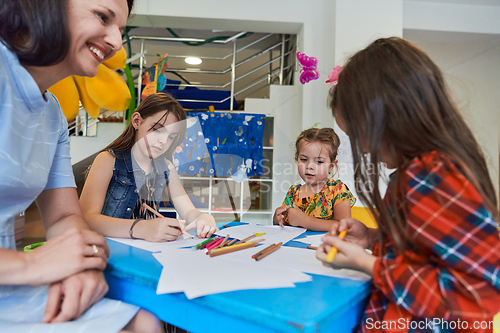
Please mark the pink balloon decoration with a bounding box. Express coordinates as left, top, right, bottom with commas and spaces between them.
296, 52, 320, 84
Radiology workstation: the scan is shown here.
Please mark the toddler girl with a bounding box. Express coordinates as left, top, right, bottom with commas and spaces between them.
273, 127, 355, 231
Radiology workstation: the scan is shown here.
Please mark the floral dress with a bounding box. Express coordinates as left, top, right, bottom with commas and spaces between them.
282, 179, 355, 225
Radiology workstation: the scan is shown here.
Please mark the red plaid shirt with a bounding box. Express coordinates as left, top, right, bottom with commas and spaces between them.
361, 151, 500, 333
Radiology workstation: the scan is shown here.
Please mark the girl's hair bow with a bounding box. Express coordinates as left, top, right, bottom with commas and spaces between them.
326, 66, 343, 88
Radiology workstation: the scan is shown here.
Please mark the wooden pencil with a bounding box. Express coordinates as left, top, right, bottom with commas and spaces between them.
209, 241, 258, 257
225, 238, 238, 247
251, 238, 265, 244
191, 237, 213, 251
234, 234, 256, 245
206, 238, 224, 252
253, 243, 283, 259
251, 243, 276, 259
208, 239, 265, 256
255, 242, 282, 261
307, 245, 318, 250
211, 234, 230, 251
142, 202, 164, 218
201, 237, 219, 250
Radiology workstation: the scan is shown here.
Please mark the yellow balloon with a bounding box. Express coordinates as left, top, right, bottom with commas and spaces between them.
85, 65, 131, 112
73, 75, 101, 119
102, 46, 127, 70
47, 76, 80, 120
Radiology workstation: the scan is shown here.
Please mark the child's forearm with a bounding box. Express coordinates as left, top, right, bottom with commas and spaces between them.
296, 215, 337, 232
182, 209, 204, 224
358, 253, 376, 275
84, 212, 137, 238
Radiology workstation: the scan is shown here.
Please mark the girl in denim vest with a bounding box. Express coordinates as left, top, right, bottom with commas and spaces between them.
80, 93, 217, 241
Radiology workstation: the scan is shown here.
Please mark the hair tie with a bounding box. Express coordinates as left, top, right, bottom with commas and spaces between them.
326, 66, 343, 88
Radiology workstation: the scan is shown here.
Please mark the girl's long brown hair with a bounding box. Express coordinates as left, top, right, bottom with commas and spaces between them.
104, 92, 186, 161
330, 37, 498, 254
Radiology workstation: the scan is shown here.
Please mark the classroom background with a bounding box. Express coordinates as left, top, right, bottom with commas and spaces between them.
18, 0, 499, 266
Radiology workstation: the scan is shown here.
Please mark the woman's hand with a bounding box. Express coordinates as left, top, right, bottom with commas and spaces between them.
134, 217, 182, 242
42, 270, 108, 323
273, 205, 290, 228
185, 213, 218, 238
24, 228, 109, 286
316, 234, 376, 275
328, 218, 371, 249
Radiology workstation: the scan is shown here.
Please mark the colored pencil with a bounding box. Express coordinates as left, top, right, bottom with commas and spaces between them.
307, 245, 318, 250
326, 230, 347, 263
225, 238, 238, 247
209, 241, 258, 257
206, 238, 224, 251
208, 238, 264, 256
255, 242, 282, 261
234, 234, 256, 246
252, 243, 276, 259
202, 237, 220, 250
142, 202, 164, 218
191, 237, 213, 251
211, 234, 230, 251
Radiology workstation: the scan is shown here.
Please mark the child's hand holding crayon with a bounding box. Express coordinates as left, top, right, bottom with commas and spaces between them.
316, 218, 377, 275
316, 232, 375, 274
328, 218, 372, 249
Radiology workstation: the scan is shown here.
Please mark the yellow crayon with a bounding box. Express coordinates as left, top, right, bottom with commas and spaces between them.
326, 229, 347, 263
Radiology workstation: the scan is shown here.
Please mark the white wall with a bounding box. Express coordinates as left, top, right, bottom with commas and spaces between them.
447, 45, 500, 198
405, 30, 500, 199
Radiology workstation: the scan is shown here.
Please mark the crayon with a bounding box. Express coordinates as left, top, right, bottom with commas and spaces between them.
326, 230, 347, 263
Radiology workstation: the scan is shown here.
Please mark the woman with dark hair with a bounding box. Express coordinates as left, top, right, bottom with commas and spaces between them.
0, 0, 163, 331
317, 37, 500, 332
80, 92, 217, 241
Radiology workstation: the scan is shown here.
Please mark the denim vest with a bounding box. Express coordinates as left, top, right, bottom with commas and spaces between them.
101, 149, 170, 219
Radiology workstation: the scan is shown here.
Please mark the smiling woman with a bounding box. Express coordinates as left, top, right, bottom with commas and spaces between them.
0, 0, 164, 332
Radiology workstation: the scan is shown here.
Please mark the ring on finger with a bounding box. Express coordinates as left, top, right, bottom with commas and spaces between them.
92, 244, 99, 255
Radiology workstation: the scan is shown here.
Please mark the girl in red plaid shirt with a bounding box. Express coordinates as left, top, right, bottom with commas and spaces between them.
316, 37, 500, 333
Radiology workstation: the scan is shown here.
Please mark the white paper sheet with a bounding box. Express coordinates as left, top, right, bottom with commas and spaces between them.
155, 264, 183, 294
220, 245, 372, 281
107, 236, 205, 253
153, 249, 312, 299
293, 233, 326, 247
214, 224, 306, 246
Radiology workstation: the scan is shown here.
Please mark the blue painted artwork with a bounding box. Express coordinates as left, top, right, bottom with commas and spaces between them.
173, 112, 266, 179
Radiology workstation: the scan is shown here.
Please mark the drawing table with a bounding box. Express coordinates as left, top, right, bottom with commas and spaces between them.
104, 222, 371, 332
